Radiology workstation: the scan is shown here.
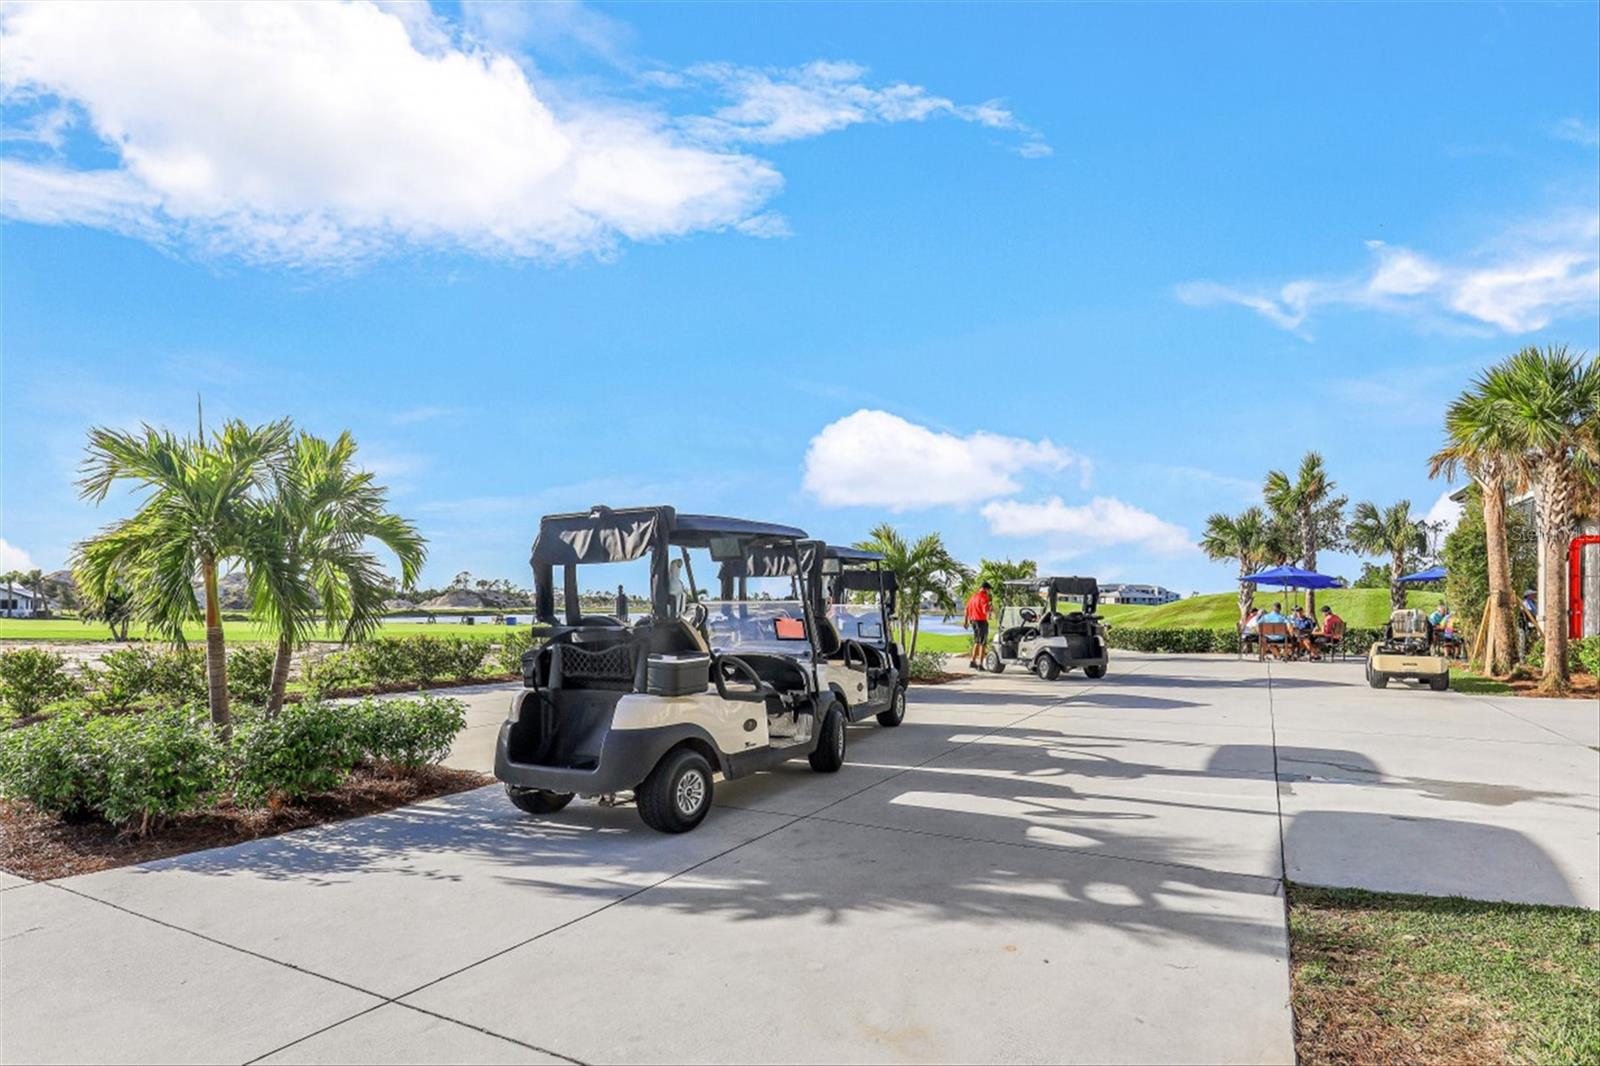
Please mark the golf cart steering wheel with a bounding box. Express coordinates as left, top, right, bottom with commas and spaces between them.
1020, 608, 1038, 623
713, 654, 776, 703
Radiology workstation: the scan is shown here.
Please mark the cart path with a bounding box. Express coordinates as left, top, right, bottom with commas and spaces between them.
6, 653, 1596, 1064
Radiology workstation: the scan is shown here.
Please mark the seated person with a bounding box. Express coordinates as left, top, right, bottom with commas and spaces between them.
1289, 606, 1317, 657
1259, 602, 1288, 640
1240, 607, 1262, 647
1312, 605, 1344, 652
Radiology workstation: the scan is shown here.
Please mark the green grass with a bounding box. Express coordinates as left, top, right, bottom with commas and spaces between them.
0, 618, 530, 643
1288, 883, 1600, 1065
1102, 588, 1434, 630
1450, 670, 1514, 696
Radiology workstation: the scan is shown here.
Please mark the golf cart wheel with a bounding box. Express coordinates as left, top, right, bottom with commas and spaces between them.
875, 686, 907, 728
1430, 675, 1450, 692
637, 748, 714, 833
809, 705, 847, 773
984, 648, 1005, 674
505, 785, 574, 816
1366, 665, 1388, 689
1035, 654, 1062, 681
1084, 664, 1106, 680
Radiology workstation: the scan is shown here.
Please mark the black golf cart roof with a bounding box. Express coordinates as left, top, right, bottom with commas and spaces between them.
1004, 576, 1100, 596
531, 505, 806, 567
824, 545, 885, 563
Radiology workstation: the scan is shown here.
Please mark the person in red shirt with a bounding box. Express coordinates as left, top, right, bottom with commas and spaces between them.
964, 582, 993, 669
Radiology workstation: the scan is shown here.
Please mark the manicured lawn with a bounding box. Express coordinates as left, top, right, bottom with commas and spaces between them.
1288, 883, 1600, 1065
1109, 588, 1434, 630
1450, 670, 1515, 696
0, 617, 529, 643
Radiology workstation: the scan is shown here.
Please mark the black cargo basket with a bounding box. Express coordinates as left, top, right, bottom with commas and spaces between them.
551, 642, 637, 688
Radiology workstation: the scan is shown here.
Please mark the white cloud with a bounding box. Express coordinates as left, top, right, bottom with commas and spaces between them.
1552, 117, 1600, 148
0, 538, 38, 571
802, 409, 1083, 511
0, 2, 1039, 266
981, 496, 1194, 555
1177, 212, 1600, 336
674, 59, 1050, 155
1424, 488, 1463, 536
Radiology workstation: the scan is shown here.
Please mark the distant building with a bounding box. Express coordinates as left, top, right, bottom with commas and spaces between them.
0, 587, 47, 618
1100, 583, 1180, 606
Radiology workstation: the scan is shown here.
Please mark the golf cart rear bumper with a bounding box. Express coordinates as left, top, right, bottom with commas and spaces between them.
1368, 653, 1448, 679
494, 719, 726, 796
1042, 646, 1109, 670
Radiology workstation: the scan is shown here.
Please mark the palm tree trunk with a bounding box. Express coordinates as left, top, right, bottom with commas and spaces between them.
1237, 577, 1255, 620
201, 556, 231, 735
1533, 469, 1574, 693
910, 611, 922, 659
1480, 478, 1519, 675
1303, 528, 1318, 616
1389, 557, 1405, 612
267, 636, 292, 715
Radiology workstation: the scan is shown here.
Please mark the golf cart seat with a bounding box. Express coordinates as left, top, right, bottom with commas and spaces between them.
814, 616, 844, 659
645, 616, 709, 657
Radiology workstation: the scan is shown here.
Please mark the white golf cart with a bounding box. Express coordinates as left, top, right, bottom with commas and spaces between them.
812, 543, 908, 728
496, 505, 847, 834
984, 576, 1110, 681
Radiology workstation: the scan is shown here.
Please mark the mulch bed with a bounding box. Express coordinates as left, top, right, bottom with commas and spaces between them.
911, 671, 973, 686
1500, 673, 1600, 699
0, 764, 492, 882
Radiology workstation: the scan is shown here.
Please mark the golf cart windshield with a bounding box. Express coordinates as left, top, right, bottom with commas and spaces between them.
705, 599, 812, 651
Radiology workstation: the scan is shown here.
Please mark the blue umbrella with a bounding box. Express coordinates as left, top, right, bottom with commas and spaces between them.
1397, 566, 1447, 584
1242, 565, 1346, 590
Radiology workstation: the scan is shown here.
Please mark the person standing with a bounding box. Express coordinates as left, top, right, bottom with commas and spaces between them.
615, 584, 629, 622
964, 581, 993, 670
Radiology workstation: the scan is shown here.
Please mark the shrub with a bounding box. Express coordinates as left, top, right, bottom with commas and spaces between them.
0, 648, 81, 718
84, 646, 158, 709
352, 694, 466, 769
148, 646, 208, 705
1575, 636, 1600, 676
494, 628, 540, 676
442, 637, 489, 682
98, 708, 225, 831
0, 708, 223, 830
303, 649, 365, 698
1102, 625, 1385, 656
232, 700, 360, 805
0, 709, 104, 816
906, 650, 949, 681
227, 645, 277, 706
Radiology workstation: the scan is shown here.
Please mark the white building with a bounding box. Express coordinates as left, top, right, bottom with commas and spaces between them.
0, 587, 46, 618
1100, 583, 1180, 606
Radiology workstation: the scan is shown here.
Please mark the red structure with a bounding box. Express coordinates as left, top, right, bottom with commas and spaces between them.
1571, 535, 1600, 639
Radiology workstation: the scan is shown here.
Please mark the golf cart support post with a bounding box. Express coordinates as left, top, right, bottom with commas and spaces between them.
808, 542, 908, 727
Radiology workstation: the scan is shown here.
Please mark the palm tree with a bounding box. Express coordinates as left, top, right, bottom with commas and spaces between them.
1264, 452, 1344, 614
23, 569, 47, 616
74, 418, 299, 734
963, 557, 1039, 617
0, 570, 19, 617
259, 431, 427, 712
855, 523, 969, 657
1430, 385, 1524, 675
1477, 346, 1600, 693
1199, 506, 1279, 620
1347, 500, 1428, 612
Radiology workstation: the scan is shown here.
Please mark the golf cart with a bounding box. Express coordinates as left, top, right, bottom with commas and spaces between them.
984, 576, 1110, 681
1366, 608, 1450, 691
811, 544, 908, 728
495, 505, 848, 834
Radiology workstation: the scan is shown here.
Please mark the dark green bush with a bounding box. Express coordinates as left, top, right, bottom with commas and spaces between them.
99, 708, 225, 829
0, 648, 81, 718
84, 647, 158, 709
351, 638, 412, 686
148, 646, 207, 704
0, 709, 104, 816
494, 628, 540, 675
0, 708, 223, 829
227, 645, 277, 705
352, 694, 467, 769
303, 649, 364, 697
232, 701, 361, 805
1575, 636, 1600, 676
907, 650, 949, 681
439, 637, 488, 682
1102, 625, 1384, 656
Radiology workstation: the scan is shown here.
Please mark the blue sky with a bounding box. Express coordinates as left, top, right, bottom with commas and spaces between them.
2, 1, 1597, 594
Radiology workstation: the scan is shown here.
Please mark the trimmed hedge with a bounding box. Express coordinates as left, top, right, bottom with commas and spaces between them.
304, 634, 520, 696
0, 648, 81, 718
0, 694, 468, 831
1104, 626, 1386, 656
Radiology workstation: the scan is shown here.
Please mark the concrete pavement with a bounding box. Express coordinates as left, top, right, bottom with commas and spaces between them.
3, 653, 1595, 1064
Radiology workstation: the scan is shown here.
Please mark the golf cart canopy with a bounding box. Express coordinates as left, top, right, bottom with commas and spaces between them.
1005, 576, 1101, 612
529, 505, 808, 624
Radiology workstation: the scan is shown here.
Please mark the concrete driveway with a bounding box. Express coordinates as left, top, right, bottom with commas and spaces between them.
4, 654, 1595, 1064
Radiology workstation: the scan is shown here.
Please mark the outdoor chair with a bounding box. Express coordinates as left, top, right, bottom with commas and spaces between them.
1316, 620, 1346, 661
1257, 621, 1293, 660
